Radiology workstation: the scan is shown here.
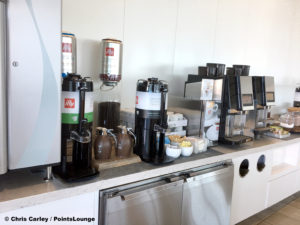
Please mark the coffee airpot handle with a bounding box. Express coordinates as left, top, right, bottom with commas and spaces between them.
127, 128, 137, 147
107, 129, 117, 147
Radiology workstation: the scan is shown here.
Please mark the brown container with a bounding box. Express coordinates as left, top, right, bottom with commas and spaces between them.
116, 126, 136, 159
94, 127, 117, 160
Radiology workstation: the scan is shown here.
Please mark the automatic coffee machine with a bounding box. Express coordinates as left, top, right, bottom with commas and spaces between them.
54, 74, 98, 181
219, 68, 254, 145
134, 78, 174, 164
184, 63, 225, 146
252, 76, 275, 138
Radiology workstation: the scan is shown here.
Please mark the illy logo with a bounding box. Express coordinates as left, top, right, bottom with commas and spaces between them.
64, 98, 75, 108
105, 47, 114, 56
62, 43, 72, 53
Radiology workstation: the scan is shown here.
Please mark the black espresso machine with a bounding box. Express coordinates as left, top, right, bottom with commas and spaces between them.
134, 78, 175, 164
252, 76, 276, 138
219, 66, 255, 145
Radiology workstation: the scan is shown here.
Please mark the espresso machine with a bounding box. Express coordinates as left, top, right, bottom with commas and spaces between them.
134, 78, 174, 164
184, 63, 225, 146
219, 71, 254, 145
54, 74, 98, 181
252, 76, 275, 138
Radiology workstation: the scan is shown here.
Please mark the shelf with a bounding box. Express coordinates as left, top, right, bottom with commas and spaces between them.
270, 163, 299, 181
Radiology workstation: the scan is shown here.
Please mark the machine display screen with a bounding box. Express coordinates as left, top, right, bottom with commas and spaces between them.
242, 94, 253, 106
266, 92, 275, 102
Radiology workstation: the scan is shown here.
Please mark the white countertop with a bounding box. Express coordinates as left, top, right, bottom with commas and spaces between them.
0, 135, 299, 213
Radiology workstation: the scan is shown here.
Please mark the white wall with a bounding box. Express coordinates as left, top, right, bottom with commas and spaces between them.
62, 0, 300, 114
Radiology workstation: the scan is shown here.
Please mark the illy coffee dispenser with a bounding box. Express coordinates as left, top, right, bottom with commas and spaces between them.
134, 78, 174, 164
54, 74, 98, 181
219, 72, 254, 145
98, 39, 123, 132
252, 76, 275, 138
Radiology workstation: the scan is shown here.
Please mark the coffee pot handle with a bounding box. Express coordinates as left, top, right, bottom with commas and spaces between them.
127, 128, 136, 147
107, 129, 117, 147
96, 127, 107, 135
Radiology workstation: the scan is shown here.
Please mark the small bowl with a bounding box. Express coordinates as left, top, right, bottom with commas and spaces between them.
166, 145, 181, 158
181, 146, 193, 157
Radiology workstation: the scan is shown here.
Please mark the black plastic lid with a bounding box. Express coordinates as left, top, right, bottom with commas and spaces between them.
226, 67, 234, 75
206, 63, 226, 77
62, 74, 93, 92
136, 77, 168, 93
198, 66, 208, 76
233, 65, 250, 76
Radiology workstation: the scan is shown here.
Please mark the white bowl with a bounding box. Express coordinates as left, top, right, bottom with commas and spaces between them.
166, 145, 181, 158
181, 146, 193, 157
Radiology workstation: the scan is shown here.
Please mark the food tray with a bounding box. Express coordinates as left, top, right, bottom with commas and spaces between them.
265, 131, 291, 139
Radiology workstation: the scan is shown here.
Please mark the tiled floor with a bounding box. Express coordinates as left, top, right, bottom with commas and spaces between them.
237, 192, 300, 225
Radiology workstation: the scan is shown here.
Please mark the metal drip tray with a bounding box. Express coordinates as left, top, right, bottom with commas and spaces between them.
224, 135, 253, 145
254, 127, 270, 133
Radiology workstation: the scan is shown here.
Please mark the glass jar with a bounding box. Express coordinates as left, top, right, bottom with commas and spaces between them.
294, 83, 300, 107
279, 112, 294, 130
97, 84, 121, 132
294, 111, 300, 127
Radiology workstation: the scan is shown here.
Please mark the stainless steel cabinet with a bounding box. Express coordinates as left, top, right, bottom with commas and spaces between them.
182, 164, 234, 225
100, 179, 184, 225
99, 161, 234, 225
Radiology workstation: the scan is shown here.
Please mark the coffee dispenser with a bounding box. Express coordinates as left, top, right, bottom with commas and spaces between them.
62, 32, 77, 77
184, 63, 225, 146
219, 73, 254, 145
98, 39, 123, 132
252, 76, 275, 138
54, 74, 98, 181
134, 78, 174, 164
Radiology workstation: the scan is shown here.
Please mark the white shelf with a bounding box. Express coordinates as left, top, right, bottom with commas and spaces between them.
270, 163, 299, 181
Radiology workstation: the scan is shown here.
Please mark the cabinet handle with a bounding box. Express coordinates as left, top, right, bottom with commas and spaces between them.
257, 155, 266, 172
239, 168, 249, 177
239, 159, 249, 177
12, 61, 19, 67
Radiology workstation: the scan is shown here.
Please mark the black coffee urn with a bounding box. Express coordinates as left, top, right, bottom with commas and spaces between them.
134, 78, 174, 164
54, 74, 98, 181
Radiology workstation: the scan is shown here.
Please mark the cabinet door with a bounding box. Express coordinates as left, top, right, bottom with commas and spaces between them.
267, 169, 300, 207
7, 0, 61, 169
101, 180, 184, 225
0, 192, 99, 225
230, 151, 272, 225
182, 165, 234, 225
